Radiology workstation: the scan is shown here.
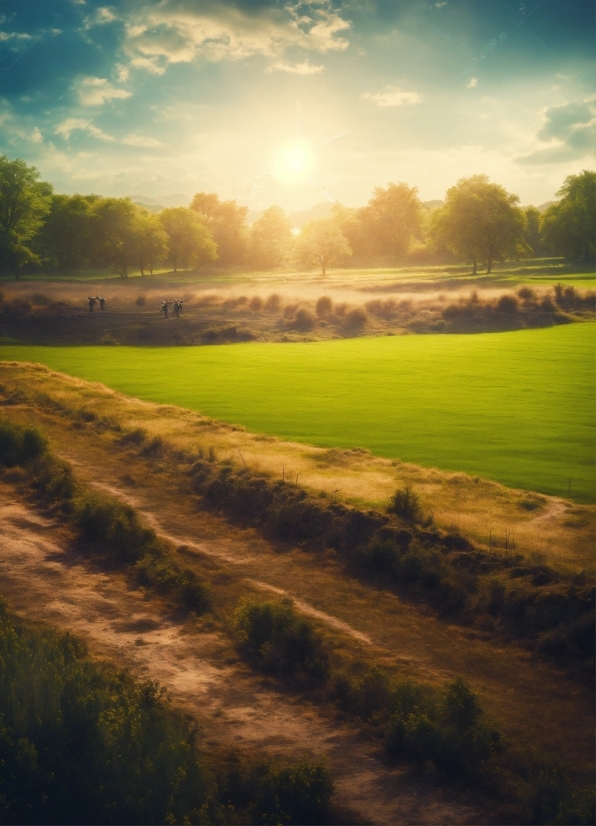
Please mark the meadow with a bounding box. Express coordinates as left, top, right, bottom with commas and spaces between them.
1, 321, 594, 501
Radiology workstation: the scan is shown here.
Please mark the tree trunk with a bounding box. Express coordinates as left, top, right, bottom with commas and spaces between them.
472, 257, 477, 275
486, 257, 492, 274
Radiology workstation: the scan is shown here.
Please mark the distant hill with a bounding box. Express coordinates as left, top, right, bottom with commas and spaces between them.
422, 199, 443, 210
129, 194, 191, 212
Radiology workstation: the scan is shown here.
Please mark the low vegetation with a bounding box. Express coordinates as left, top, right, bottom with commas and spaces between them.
0, 596, 334, 825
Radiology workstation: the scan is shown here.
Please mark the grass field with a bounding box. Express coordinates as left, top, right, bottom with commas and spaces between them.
1, 322, 594, 501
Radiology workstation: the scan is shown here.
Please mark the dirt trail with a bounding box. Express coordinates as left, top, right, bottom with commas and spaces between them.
0, 491, 484, 825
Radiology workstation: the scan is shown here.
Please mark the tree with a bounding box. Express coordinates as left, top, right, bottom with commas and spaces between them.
540, 170, 595, 261
37, 194, 98, 270
91, 197, 140, 277
358, 182, 423, 259
0, 156, 53, 278
523, 205, 544, 257
430, 175, 528, 274
293, 217, 351, 275
190, 192, 248, 265
135, 210, 168, 275
159, 207, 217, 272
249, 205, 292, 269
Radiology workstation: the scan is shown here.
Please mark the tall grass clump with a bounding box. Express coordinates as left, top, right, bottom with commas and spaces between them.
389, 484, 422, 522
0, 419, 48, 467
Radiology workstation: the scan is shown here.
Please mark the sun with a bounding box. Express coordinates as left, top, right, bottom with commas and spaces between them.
273, 139, 315, 185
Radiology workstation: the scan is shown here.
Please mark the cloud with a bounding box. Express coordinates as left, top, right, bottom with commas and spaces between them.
467, 77, 477, 88
122, 134, 163, 147
361, 86, 422, 107
266, 60, 324, 74
54, 118, 114, 141
83, 7, 117, 29
130, 55, 166, 75
77, 76, 132, 106
124, 1, 350, 67
30, 127, 43, 143
0, 30, 32, 41
517, 98, 596, 164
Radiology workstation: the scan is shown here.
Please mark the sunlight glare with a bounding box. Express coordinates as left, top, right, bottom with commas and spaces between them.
273, 139, 315, 185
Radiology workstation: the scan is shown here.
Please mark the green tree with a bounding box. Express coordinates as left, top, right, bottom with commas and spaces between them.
523, 205, 544, 257
90, 197, 140, 277
37, 194, 98, 270
540, 170, 595, 261
430, 175, 528, 273
249, 205, 292, 268
0, 156, 53, 278
190, 192, 248, 265
358, 182, 423, 258
159, 207, 217, 271
293, 217, 352, 275
135, 210, 168, 275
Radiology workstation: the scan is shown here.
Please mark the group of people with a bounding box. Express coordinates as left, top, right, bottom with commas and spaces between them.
88, 296, 106, 312
161, 300, 184, 318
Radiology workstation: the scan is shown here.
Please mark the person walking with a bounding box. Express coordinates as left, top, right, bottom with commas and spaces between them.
161, 300, 169, 318
98, 297, 106, 311
88, 296, 96, 312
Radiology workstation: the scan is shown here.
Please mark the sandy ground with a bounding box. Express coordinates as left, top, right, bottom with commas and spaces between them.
0, 489, 487, 825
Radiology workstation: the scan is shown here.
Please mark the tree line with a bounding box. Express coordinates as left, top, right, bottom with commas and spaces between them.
0, 154, 593, 278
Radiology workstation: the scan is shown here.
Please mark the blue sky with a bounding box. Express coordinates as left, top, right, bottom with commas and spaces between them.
0, 0, 593, 211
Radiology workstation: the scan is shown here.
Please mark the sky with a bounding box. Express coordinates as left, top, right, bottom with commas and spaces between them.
0, 0, 593, 212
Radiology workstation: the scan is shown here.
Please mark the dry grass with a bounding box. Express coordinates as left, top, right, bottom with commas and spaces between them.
1, 361, 593, 573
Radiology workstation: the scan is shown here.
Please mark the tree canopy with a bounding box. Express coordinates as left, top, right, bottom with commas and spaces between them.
541, 170, 595, 261
0, 156, 53, 277
430, 175, 528, 273
159, 207, 217, 272
190, 192, 247, 266
249, 205, 292, 269
294, 216, 352, 275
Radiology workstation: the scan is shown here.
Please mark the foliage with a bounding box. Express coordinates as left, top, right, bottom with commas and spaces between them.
0, 418, 48, 466
431, 174, 530, 273
249, 205, 292, 268
293, 217, 352, 275
0, 156, 53, 277
523, 206, 545, 257
233, 597, 329, 682
389, 484, 422, 522
159, 206, 217, 271
541, 170, 596, 261
190, 191, 248, 266
37, 194, 99, 270
357, 182, 423, 258
90, 197, 140, 277
135, 210, 168, 275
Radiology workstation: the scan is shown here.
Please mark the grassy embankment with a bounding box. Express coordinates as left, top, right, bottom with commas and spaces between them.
0, 415, 593, 824
1, 322, 593, 503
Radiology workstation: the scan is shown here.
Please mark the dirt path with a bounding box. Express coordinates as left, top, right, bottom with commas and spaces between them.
0, 491, 485, 825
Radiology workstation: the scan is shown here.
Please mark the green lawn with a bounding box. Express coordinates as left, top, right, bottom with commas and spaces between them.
1, 323, 594, 501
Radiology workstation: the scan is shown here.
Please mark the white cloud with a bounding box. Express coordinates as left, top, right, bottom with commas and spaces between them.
361, 87, 422, 107
122, 134, 163, 147
467, 77, 478, 88
517, 98, 596, 164
83, 7, 117, 28
77, 76, 132, 106
266, 60, 324, 75
0, 31, 32, 41
115, 64, 130, 82
30, 127, 43, 143
54, 118, 115, 141
124, 1, 350, 67
130, 55, 166, 75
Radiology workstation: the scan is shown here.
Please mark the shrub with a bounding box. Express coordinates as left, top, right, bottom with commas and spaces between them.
135, 294, 146, 306
294, 308, 315, 331
252, 760, 334, 825
389, 484, 422, 522
496, 294, 518, 313
540, 295, 556, 312
0, 419, 48, 467
264, 293, 281, 311
233, 597, 328, 682
345, 307, 368, 328
315, 295, 333, 317
518, 286, 536, 303
74, 494, 156, 563
283, 303, 298, 319
249, 295, 263, 312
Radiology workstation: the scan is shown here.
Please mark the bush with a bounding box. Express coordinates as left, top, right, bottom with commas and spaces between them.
496, 294, 518, 313
249, 296, 263, 312
0, 419, 48, 467
283, 303, 298, 319
135, 294, 146, 306
234, 597, 328, 682
389, 484, 422, 522
294, 308, 315, 331
264, 293, 281, 312
315, 295, 333, 317
345, 307, 368, 328
518, 286, 536, 303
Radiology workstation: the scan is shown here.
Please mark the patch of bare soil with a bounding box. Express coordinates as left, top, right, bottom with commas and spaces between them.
0, 490, 485, 825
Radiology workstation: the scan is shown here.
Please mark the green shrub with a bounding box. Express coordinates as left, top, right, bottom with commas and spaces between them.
0, 419, 48, 467
389, 485, 422, 522
315, 296, 333, 317
234, 597, 328, 682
